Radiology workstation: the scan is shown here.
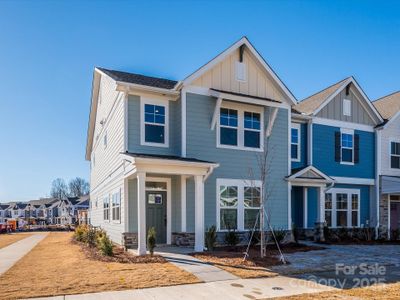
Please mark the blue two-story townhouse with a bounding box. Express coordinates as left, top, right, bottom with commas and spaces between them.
289, 77, 383, 238
86, 37, 297, 254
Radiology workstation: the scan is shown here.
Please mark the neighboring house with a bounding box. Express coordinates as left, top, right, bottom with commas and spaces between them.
291, 77, 383, 238
86, 37, 296, 254
373, 91, 400, 238
54, 196, 90, 225
0, 204, 10, 224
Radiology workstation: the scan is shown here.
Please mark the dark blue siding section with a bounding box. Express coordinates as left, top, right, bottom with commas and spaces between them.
307, 187, 318, 228
291, 186, 304, 228
313, 124, 375, 178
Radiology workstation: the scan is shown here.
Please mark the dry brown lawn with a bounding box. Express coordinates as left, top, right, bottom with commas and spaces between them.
0, 232, 199, 299
0, 233, 32, 249
272, 282, 400, 300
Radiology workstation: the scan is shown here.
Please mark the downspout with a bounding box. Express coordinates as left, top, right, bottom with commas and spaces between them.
375, 128, 382, 239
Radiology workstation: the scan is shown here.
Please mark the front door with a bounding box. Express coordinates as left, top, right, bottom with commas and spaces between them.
390, 201, 400, 231
146, 191, 167, 244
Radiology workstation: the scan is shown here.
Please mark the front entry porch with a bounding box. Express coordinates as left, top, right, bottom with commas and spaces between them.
122, 152, 219, 255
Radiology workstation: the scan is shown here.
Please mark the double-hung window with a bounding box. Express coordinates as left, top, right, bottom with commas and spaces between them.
112, 190, 121, 222
390, 141, 400, 169
341, 130, 354, 163
103, 196, 110, 221
217, 179, 261, 231
218, 104, 263, 151
325, 189, 360, 228
291, 124, 301, 161
220, 108, 238, 146
141, 98, 168, 147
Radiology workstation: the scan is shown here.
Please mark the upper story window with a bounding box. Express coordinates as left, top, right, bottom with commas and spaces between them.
341, 132, 353, 163
343, 99, 352, 116
335, 128, 359, 165
218, 104, 263, 151
390, 141, 400, 169
140, 98, 169, 147
291, 123, 301, 162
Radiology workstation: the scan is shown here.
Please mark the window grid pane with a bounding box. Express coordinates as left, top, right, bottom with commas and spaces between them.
244, 187, 260, 208
219, 186, 238, 207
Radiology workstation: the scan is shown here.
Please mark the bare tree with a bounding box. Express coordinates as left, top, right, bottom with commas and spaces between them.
68, 177, 90, 197
50, 178, 68, 199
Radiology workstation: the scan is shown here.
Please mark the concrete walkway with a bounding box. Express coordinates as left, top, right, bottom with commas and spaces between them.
155, 247, 238, 282
32, 276, 335, 300
0, 232, 48, 275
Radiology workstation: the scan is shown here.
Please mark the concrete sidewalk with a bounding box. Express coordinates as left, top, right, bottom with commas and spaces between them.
31, 276, 335, 300
0, 233, 48, 275
156, 247, 238, 282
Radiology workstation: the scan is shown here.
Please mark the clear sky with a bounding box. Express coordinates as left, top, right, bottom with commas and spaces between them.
0, 0, 399, 202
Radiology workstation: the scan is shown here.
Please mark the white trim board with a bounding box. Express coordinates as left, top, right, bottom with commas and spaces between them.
313, 117, 375, 132
331, 176, 375, 185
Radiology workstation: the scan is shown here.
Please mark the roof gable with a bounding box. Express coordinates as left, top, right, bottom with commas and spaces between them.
183, 37, 296, 106
296, 77, 383, 125
373, 91, 400, 120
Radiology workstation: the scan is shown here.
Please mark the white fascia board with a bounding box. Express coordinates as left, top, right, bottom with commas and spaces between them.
381, 110, 400, 129
331, 176, 375, 185
182, 37, 297, 106
85, 71, 101, 161
313, 117, 375, 132
116, 81, 180, 98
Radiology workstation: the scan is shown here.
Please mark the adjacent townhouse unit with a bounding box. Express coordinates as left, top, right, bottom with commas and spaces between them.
373, 91, 400, 238
290, 77, 383, 239
0, 204, 10, 224
87, 37, 296, 254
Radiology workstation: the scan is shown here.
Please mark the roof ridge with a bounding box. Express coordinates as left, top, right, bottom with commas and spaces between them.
300, 77, 350, 103
373, 90, 400, 103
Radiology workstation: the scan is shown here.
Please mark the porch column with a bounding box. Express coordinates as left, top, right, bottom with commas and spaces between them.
181, 175, 187, 232
303, 187, 308, 229
137, 172, 146, 255
194, 175, 205, 252
317, 187, 325, 223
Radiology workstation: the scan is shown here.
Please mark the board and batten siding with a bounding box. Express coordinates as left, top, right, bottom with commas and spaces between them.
89, 74, 126, 244
127, 95, 181, 156
316, 86, 375, 126
185, 93, 290, 231
380, 114, 400, 177
192, 47, 288, 103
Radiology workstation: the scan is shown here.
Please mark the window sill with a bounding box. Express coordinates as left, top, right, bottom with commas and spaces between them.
291, 158, 301, 162
140, 141, 169, 148
340, 161, 354, 166
216, 144, 264, 152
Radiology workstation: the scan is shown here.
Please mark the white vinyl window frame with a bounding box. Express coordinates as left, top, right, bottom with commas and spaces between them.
340, 128, 354, 165
216, 178, 262, 231
216, 102, 264, 152
324, 188, 360, 228
291, 123, 301, 162
103, 195, 110, 221
140, 97, 169, 148
111, 189, 121, 223
343, 98, 352, 116
389, 139, 400, 170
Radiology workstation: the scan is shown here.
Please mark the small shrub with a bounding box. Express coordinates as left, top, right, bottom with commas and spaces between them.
224, 228, 239, 247
86, 226, 97, 247
337, 227, 349, 241
74, 225, 87, 242
205, 225, 217, 251
147, 227, 156, 255
291, 223, 299, 245
391, 229, 400, 241
272, 228, 287, 246
323, 225, 331, 242
97, 234, 113, 256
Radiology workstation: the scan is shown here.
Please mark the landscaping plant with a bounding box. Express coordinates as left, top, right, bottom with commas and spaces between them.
205, 225, 217, 251
147, 227, 156, 255
291, 223, 299, 245
224, 227, 239, 247
97, 233, 114, 256
74, 225, 87, 242
86, 226, 97, 247
272, 228, 286, 246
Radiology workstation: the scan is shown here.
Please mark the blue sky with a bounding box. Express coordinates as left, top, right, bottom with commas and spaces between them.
0, 0, 399, 202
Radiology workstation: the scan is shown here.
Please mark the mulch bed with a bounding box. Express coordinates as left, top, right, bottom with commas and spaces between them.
72, 239, 166, 264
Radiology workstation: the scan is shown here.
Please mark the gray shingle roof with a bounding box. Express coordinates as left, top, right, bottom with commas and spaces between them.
295, 77, 350, 115
97, 67, 178, 90
373, 91, 400, 120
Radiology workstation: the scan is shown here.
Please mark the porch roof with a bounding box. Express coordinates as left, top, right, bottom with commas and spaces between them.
121, 152, 219, 178
381, 176, 400, 194
287, 165, 334, 186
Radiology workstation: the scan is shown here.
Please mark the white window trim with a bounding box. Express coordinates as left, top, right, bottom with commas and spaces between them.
103, 195, 110, 222
291, 123, 301, 162
389, 139, 400, 170
140, 97, 169, 148
340, 128, 354, 165
216, 178, 262, 231
111, 189, 121, 223
325, 188, 360, 228
343, 98, 352, 116
216, 102, 264, 152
